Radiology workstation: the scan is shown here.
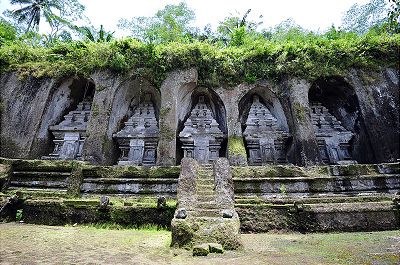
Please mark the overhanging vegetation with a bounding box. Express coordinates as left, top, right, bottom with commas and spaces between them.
1, 32, 399, 88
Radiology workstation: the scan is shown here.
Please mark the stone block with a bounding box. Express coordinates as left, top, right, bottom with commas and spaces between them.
193, 243, 209, 256
208, 243, 224, 254
176, 158, 198, 210
213, 157, 234, 208
99, 196, 109, 210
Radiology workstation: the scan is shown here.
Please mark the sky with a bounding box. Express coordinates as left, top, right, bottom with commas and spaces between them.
1, 0, 373, 37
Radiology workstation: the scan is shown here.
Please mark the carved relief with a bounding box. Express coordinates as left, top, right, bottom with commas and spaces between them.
310, 102, 354, 164
179, 96, 224, 164
45, 98, 92, 160
243, 95, 290, 165
113, 93, 158, 166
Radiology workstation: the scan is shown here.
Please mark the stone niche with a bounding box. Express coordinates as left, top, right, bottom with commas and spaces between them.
243, 95, 291, 165
44, 98, 92, 160
179, 96, 225, 164
310, 102, 355, 164
308, 77, 376, 164
113, 93, 158, 166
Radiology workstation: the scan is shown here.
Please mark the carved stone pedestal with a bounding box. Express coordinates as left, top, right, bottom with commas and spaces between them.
113, 93, 158, 166
243, 95, 290, 165
179, 96, 224, 164
310, 102, 355, 164
44, 99, 92, 160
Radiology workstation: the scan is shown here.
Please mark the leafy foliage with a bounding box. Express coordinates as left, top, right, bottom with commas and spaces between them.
80, 25, 114, 42
4, 0, 86, 44
1, 30, 398, 89
0, 18, 18, 44
341, 0, 395, 35
117, 2, 196, 44
388, 0, 400, 32
0, 0, 398, 89
218, 9, 263, 36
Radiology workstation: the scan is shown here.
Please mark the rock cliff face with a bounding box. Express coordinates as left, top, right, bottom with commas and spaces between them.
1, 68, 398, 166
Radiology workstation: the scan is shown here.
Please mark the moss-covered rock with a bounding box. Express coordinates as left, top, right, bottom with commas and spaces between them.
228, 135, 247, 166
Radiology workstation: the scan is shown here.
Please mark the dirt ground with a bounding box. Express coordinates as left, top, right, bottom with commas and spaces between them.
0, 223, 399, 265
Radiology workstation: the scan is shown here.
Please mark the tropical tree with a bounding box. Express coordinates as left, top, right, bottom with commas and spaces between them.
218, 9, 263, 36
118, 2, 196, 44
80, 24, 114, 42
388, 0, 400, 32
0, 17, 18, 45
341, 0, 392, 34
45, 0, 86, 43
8, 0, 61, 34
5, 0, 86, 43
217, 9, 263, 46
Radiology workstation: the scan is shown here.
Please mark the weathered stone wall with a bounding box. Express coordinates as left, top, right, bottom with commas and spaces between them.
232, 163, 400, 197
1, 194, 398, 233
236, 200, 400, 233
0, 72, 56, 158
345, 68, 399, 163
1, 68, 398, 166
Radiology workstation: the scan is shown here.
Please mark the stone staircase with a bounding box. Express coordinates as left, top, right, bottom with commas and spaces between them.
171, 158, 242, 250
194, 164, 219, 218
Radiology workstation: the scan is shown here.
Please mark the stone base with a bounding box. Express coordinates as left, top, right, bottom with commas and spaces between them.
117, 161, 140, 166
335, 160, 358, 165
170, 211, 242, 250
41, 156, 83, 161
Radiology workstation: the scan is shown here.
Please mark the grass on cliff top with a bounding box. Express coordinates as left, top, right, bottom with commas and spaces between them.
0, 31, 399, 88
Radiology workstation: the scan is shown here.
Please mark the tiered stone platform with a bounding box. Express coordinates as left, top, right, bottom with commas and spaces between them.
0, 157, 399, 240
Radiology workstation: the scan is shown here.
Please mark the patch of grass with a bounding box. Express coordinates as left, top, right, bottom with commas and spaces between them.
69, 222, 169, 232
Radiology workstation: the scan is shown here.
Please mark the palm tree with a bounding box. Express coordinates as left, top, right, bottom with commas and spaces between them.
218, 9, 263, 36
10, 0, 61, 34
81, 25, 114, 42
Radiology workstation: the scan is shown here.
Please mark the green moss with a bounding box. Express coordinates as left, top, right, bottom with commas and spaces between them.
228, 135, 247, 161
294, 104, 306, 123
159, 121, 175, 142
91, 101, 99, 117
67, 161, 84, 198
159, 105, 171, 118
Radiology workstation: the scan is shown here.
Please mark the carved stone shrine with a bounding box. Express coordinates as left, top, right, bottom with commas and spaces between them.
243, 95, 290, 165
113, 93, 158, 166
310, 102, 355, 164
179, 96, 224, 164
46, 99, 92, 160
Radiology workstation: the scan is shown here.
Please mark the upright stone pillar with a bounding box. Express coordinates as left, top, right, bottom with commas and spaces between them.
281, 78, 322, 166
157, 68, 198, 166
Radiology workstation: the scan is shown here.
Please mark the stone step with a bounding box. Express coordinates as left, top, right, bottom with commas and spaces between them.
197, 195, 216, 202
197, 184, 214, 190
193, 209, 220, 218
197, 190, 215, 196
198, 175, 212, 178
197, 178, 214, 185
197, 176, 213, 179
12, 171, 71, 178
196, 201, 218, 209
198, 169, 213, 173
7, 186, 68, 192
